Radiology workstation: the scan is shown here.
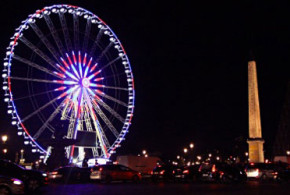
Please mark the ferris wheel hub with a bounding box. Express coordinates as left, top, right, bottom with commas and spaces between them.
81, 78, 90, 88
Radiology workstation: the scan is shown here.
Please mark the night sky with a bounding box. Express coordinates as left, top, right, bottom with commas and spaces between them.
0, 0, 289, 161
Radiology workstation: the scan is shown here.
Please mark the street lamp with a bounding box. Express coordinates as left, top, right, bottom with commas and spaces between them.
142, 150, 147, 155
184, 148, 188, 154
189, 143, 194, 149
208, 153, 212, 158
197, 156, 202, 160
3, 149, 7, 154
286, 150, 290, 156
1, 135, 8, 143
245, 152, 249, 156
177, 155, 180, 159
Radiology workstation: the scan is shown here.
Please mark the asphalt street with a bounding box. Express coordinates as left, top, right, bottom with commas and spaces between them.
34, 181, 290, 195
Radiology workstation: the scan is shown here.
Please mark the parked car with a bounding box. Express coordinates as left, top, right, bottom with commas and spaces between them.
245, 163, 279, 181
276, 163, 290, 182
151, 164, 181, 182
199, 162, 247, 183
0, 159, 47, 191
48, 166, 91, 183
90, 164, 141, 183
182, 165, 201, 182
0, 175, 25, 195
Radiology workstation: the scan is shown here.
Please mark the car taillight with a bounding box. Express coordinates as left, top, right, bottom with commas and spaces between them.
172, 170, 175, 174
160, 170, 165, 175
51, 171, 58, 175
99, 168, 103, 172
183, 170, 189, 174
212, 165, 216, 173
272, 172, 278, 175
150, 171, 153, 175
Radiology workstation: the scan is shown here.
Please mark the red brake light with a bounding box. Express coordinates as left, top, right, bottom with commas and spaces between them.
183, 170, 189, 174
99, 168, 103, 172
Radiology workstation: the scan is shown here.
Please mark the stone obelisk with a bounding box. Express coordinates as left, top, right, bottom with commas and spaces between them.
247, 60, 265, 163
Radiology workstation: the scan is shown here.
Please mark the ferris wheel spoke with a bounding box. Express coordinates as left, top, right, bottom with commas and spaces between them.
94, 97, 125, 123
29, 23, 62, 64
73, 14, 80, 51
13, 55, 64, 79
10, 76, 58, 84
91, 100, 119, 138
96, 42, 113, 62
44, 14, 66, 56
102, 85, 129, 91
82, 18, 91, 53
21, 86, 77, 122
89, 29, 104, 57
33, 98, 67, 139
10, 76, 76, 85
58, 12, 73, 52
13, 86, 67, 101
99, 56, 121, 72
94, 89, 128, 107
19, 36, 61, 72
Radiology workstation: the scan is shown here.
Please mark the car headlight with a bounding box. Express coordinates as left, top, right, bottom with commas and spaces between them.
12, 179, 23, 185
42, 173, 47, 177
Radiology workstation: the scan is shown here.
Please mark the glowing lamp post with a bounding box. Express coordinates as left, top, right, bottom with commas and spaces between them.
184, 148, 188, 154
286, 151, 290, 156
189, 143, 194, 149
1, 135, 8, 144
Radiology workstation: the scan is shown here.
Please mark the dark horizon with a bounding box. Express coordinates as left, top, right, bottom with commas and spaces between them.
0, 0, 289, 162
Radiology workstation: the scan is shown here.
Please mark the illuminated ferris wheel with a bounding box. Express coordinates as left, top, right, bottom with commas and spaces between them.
2, 4, 135, 162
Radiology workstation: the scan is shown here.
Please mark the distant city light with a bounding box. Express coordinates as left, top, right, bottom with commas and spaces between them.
245, 152, 249, 156
216, 156, 220, 161
145, 154, 148, 158
208, 153, 212, 157
177, 155, 180, 159
3, 149, 7, 153
184, 148, 188, 154
197, 156, 202, 160
286, 151, 290, 155
142, 150, 147, 155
